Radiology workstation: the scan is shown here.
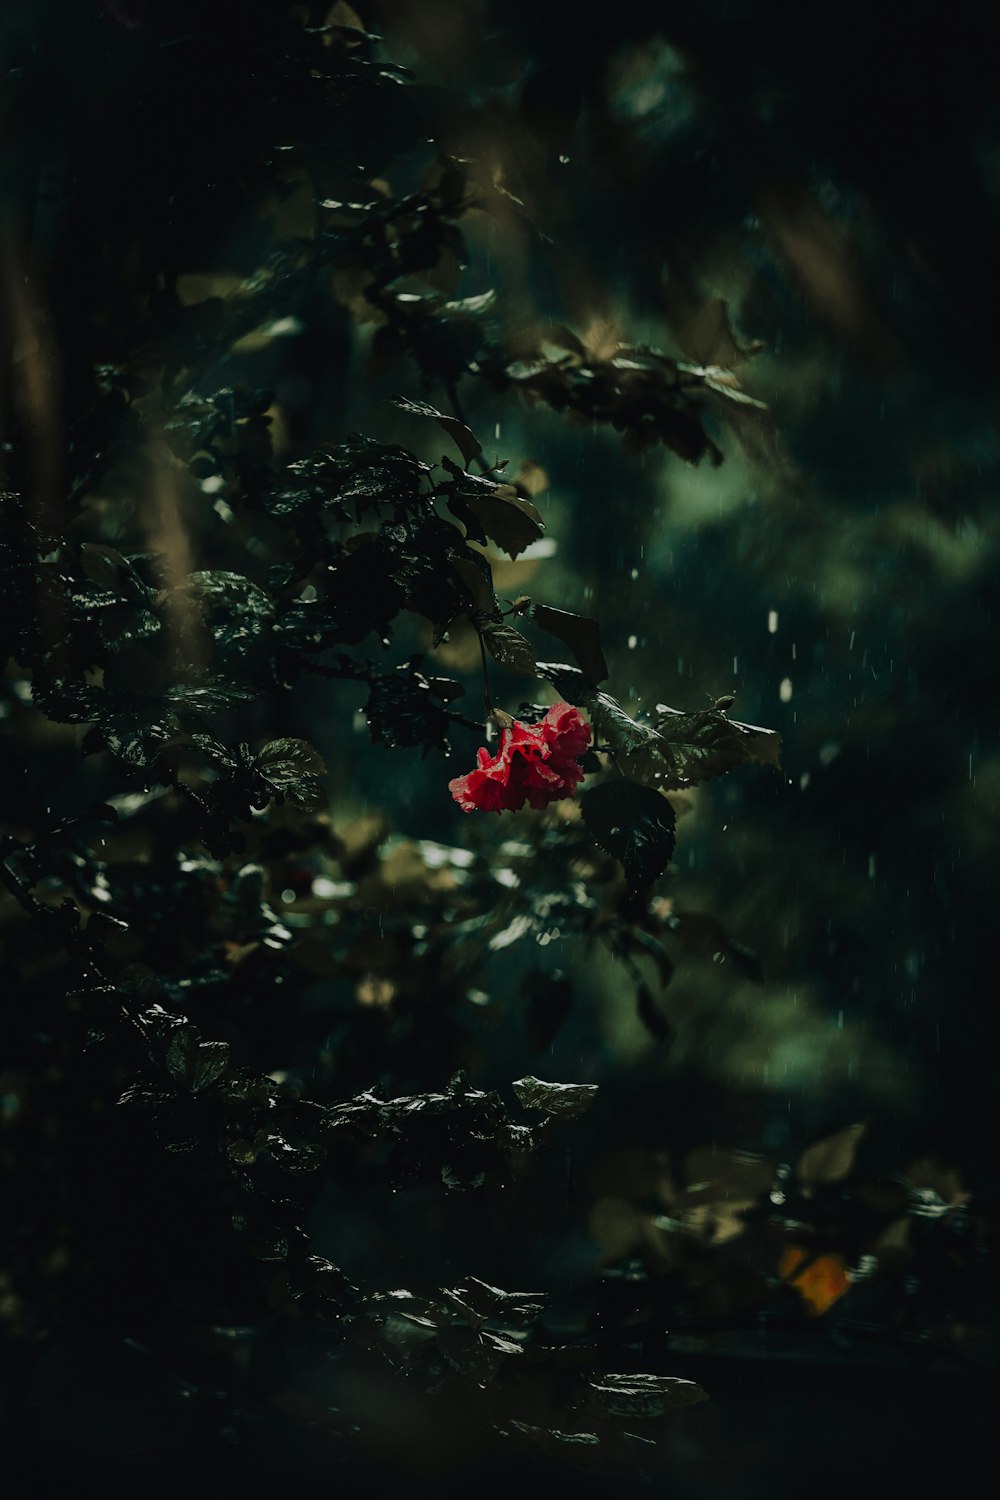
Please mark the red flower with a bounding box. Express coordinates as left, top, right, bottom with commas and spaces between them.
449, 702, 591, 814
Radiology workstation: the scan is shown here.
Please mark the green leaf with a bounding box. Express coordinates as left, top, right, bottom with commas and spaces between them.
532, 604, 608, 684
581, 778, 676, 887
535, 661, 592, 705
589, 692, 662, 753
392, 395, 483, 466
365, 667, 453, 753
99, 706, 182, 766
482, 623, 537, 675
588, 1373, 709, 1417
164, 680, 257, 714
256, 737, 327, 779
448, 552, 497, 617
467, 489, 544, 558
512, 1076, 599, 1120
442, 459, 543, 558
178, 572, 274, 659
509, 1422, 601, 1447
622, 705, 782, 788
443, 1277, 547, 1327
256, 737, 328, 810
166, 1028, 230, 1093
79, 543, 150, 599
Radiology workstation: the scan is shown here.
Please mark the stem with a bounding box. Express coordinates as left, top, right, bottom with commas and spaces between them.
475, 627, 494, 717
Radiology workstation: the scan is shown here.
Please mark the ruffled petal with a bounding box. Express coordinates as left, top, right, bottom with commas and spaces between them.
449, 705, 591, 814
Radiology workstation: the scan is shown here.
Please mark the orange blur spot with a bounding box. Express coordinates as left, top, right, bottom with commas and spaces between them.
778, 1245, 851, 1316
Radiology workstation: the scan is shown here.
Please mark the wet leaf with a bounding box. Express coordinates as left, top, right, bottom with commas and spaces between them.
443, 1276, 547, 1327
256, 737, 328, 810
449, 552, 498, 618
590, 693, 663, 754
256, 737, 326, 779
164, 680, 257, 714
365, 666, 454, 753
100, 706, 181, 766
588, 1373, 708, 1417
392, 395, 483, 466
468, 493, 544, 559
581, 779, 676, 887
166, 1029, 230, 1093
513, 1075, 598, 1120
509, 1421, 600, 1446
536, 660, 592, 705
621, 705, 782, 788
533, 605, 608, 684
482, 623, 537, 675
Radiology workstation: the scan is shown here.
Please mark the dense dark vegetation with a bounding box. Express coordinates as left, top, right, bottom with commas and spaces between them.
2, 3, 998, 1493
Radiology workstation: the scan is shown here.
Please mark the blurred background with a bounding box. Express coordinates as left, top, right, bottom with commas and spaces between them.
2, 1, 999, 1492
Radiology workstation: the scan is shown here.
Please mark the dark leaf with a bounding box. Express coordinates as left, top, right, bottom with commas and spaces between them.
365, 667, 453, 753
466, 489, 544, 559
392, 395, 483, 466
508, 1421, 601, 1447
443, 1276, 547, 1327
100, 706, 181, 766
618, 704, 781, 788
79, 543, 149, 599
581, 779, 676, 887
533, 605, 608, 684
256, 737, 328, 810
588, 1374, 708, 1418
324, 542, 408, 643
174, 571, 274, 666
448, 552, 498, 618
164, 680, 257, 714
512, 1075, 598, 1120
255, 738, 326, 775
166, 1028, 230, 1093
482, 623, 537, 675
535, 661, 592, 706
589, 693, 663, 754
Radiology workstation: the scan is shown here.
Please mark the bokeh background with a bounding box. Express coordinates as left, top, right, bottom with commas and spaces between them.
3, 1, 999, 1493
